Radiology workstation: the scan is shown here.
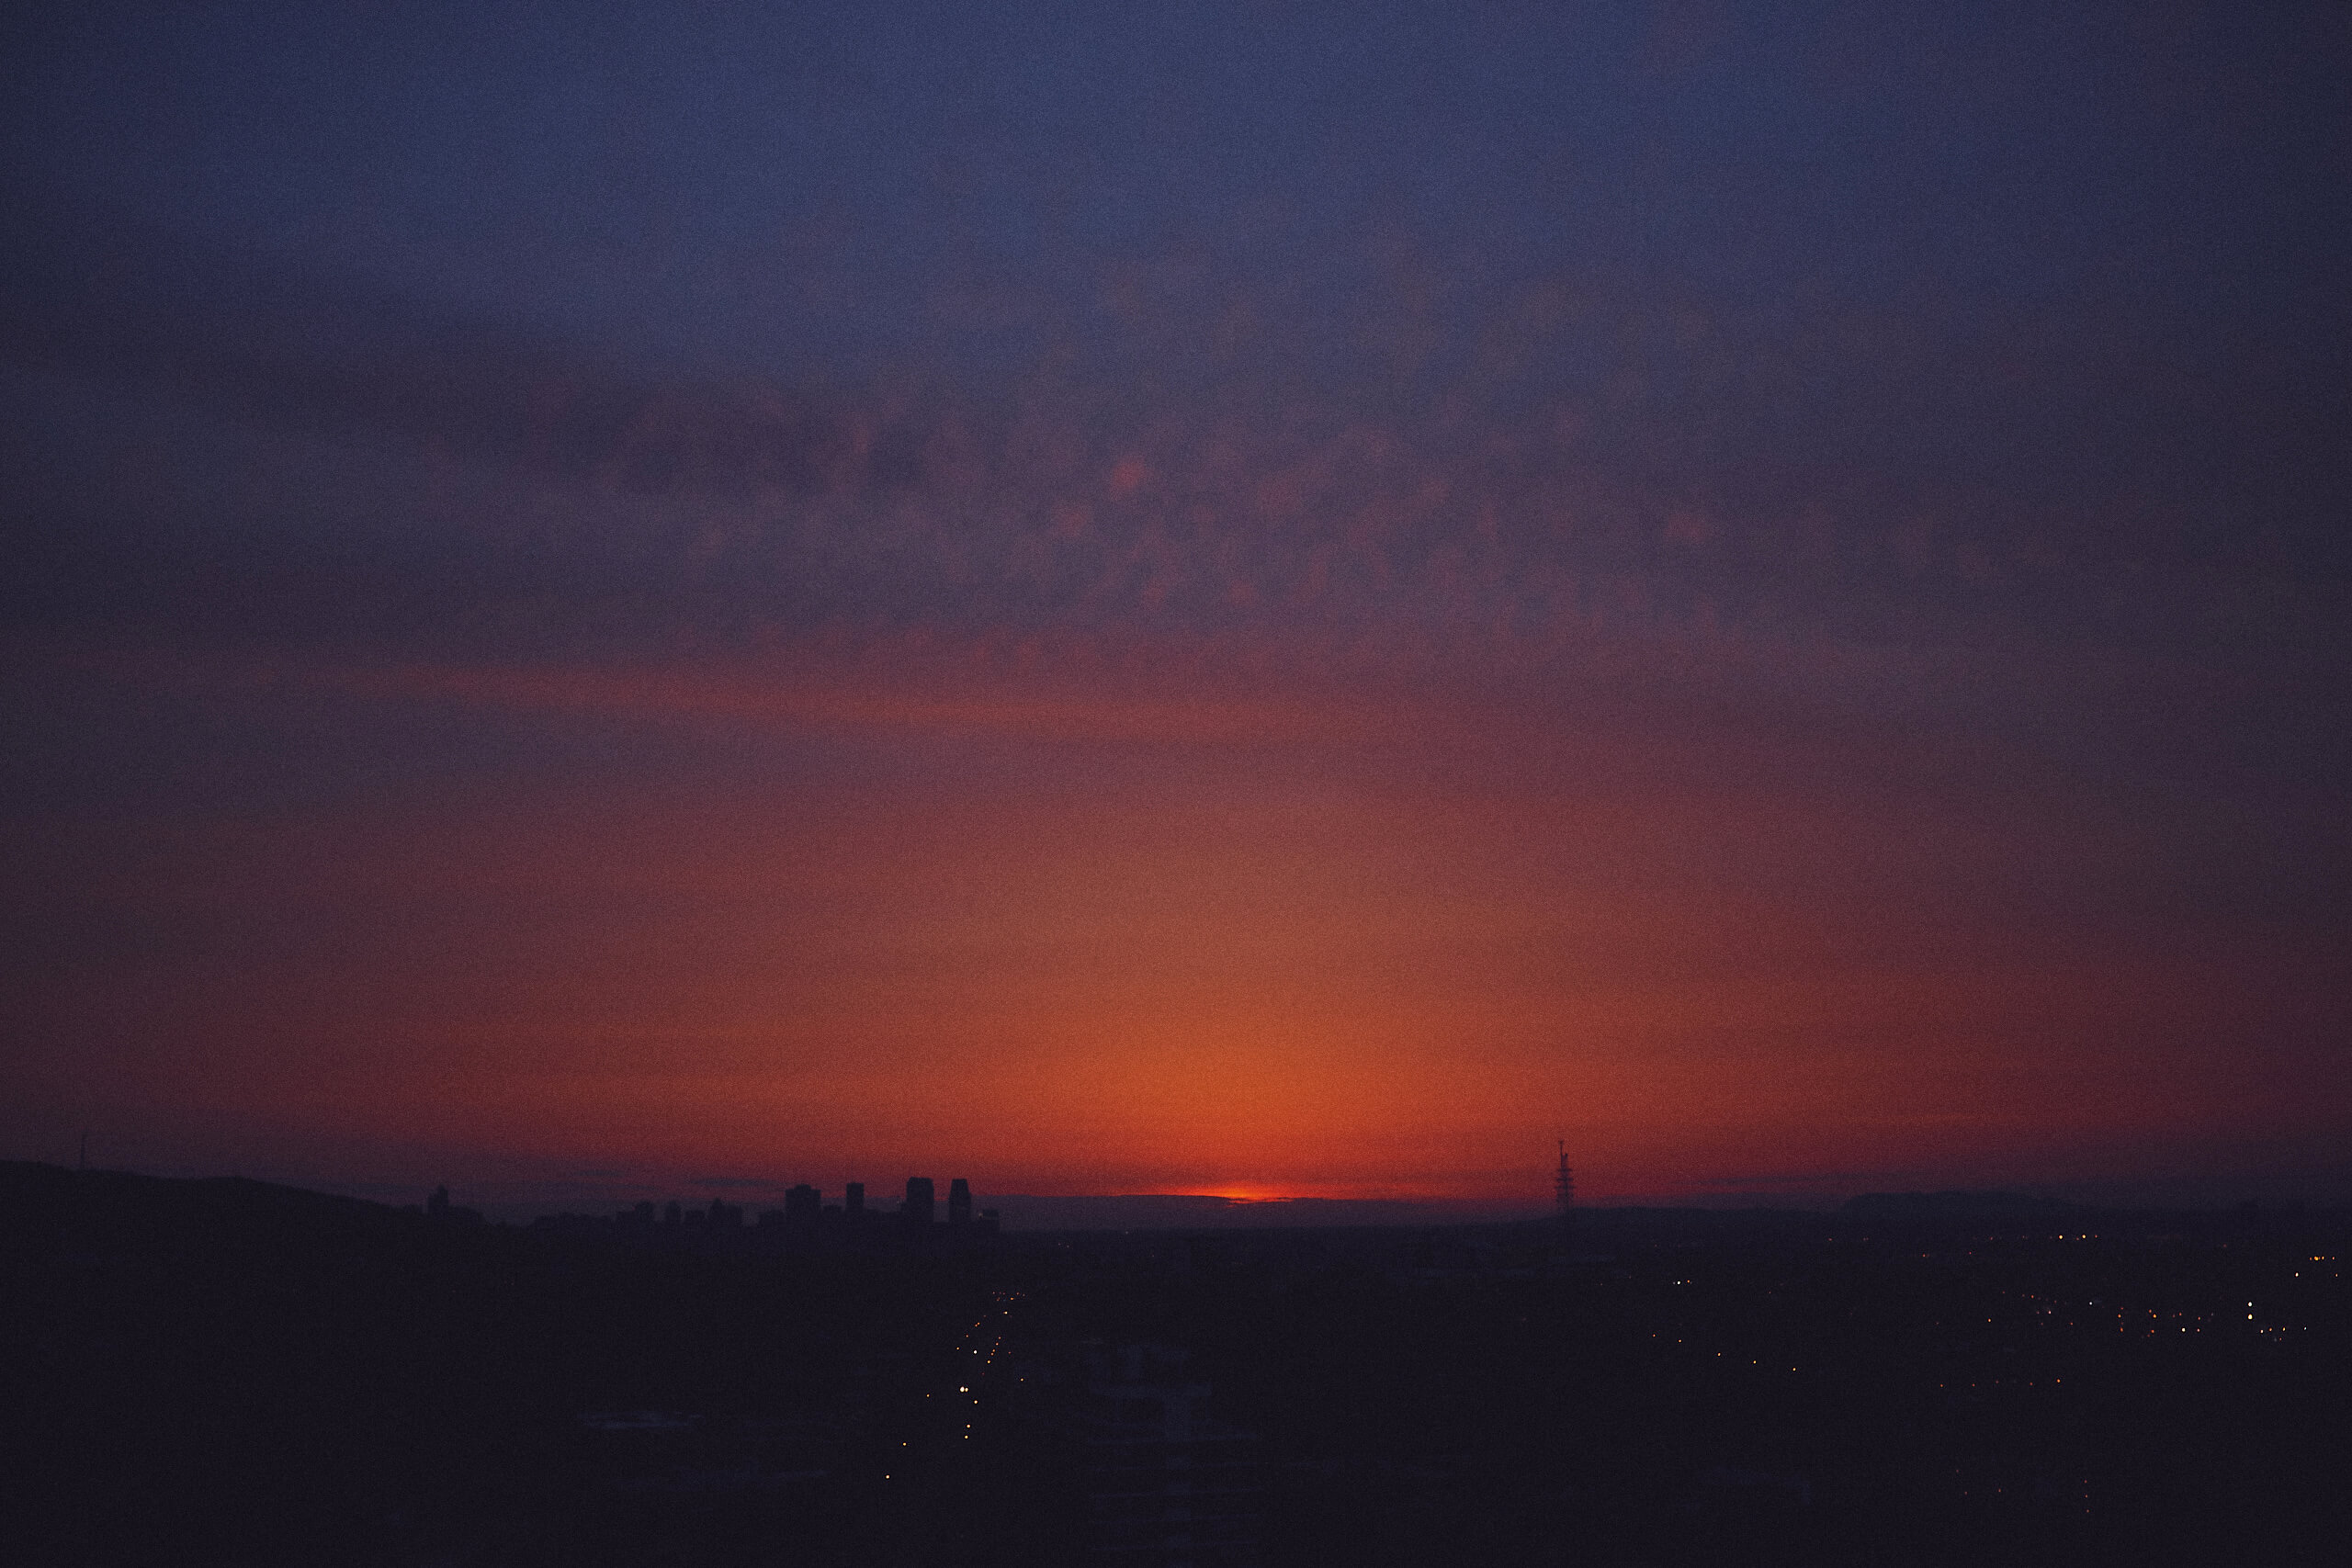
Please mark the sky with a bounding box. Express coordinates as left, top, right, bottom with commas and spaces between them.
4, 2, 2347, 1217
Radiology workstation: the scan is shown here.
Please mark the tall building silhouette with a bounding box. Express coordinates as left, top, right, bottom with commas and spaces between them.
948, 1178, 972, 1228
844, 1181, 865, 1223
1081, 1343, 1261, 1565
1555, 1140, 1576, 1244
903, 1177, 934, 1228
785, 1184, 820, 1232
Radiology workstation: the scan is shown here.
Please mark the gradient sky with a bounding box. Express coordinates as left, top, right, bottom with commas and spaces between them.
5, 2, 2347, 1213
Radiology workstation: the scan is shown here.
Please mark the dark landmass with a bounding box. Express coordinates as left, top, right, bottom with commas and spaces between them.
983, 1193, 1517, 1231
4, 1161, 2346, 1566
1842, 1190, 2082, 1215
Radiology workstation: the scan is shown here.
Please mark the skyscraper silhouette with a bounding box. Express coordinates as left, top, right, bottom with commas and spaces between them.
903, 1177, 934, 1229
948, 1178, 972, 1227
785, 1184, 820, 1233
1555, 1140, 1576, 1245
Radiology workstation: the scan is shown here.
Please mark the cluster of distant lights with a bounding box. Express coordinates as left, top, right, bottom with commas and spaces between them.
1647, 1246, 2335, 1374
888, 1292, 1022, 1478
888, 1257, 2335, 1483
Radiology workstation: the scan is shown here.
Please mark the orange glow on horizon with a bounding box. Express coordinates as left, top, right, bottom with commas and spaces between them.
22, 639, 2346, 1212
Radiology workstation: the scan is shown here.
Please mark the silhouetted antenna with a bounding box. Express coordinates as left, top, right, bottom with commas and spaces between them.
1555, 1139, 1575, 1224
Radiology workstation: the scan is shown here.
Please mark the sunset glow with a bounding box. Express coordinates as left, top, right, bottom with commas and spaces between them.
5, 3, 2346, 1218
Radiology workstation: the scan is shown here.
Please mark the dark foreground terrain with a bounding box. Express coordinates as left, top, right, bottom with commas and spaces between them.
4, 1162, 2345, 1566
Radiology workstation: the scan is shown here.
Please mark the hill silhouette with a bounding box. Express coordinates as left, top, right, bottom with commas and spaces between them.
1841, 1190, 2080, 1216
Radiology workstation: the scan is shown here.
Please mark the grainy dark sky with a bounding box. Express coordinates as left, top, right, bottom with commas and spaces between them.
4, 2, 2346, 1212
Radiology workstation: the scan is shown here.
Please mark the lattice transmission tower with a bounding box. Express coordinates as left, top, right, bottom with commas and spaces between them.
1555, 1139, 1575, 1239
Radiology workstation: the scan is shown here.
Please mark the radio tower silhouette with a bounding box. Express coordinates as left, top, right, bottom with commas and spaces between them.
1554, 1139, 1575, 1244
